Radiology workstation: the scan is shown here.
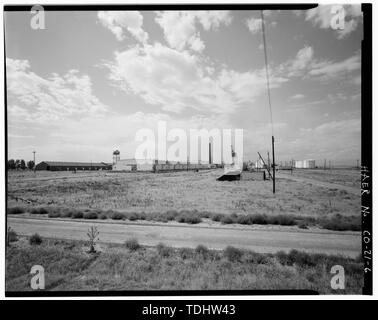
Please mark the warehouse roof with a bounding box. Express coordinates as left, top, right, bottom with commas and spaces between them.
38, 161, 111, 167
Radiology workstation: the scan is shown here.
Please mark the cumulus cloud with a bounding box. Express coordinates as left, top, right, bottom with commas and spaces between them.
305, 4, 362, 39
246, 17, 262, 34
308, 51, 361, 79
6, 58, 108, 123
155, 11, 232, 52
106, 42, 287, 114
97, 11, 148, 42
277, 46, 360, 81
246, 15, 277, 35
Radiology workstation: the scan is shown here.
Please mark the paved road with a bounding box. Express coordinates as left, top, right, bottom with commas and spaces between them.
277, 172, 360, 196
8, 217, 361, 258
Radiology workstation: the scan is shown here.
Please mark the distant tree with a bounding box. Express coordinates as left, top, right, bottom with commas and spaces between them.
8, 159, 15, 170
20, 159, 26, 170
27, 160, 35, 170
15, 159, 21, 170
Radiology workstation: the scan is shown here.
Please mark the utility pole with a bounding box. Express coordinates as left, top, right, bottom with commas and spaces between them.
32, 150, 36, 172
272, 136, 276, 194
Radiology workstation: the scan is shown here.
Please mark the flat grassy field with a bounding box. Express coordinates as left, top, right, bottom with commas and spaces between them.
290, 168, 360, 189
7, 168, 361, 230
6, 237, 363, 293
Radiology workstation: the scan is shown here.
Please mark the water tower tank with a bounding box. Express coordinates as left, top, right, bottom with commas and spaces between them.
113, 150, 120, 164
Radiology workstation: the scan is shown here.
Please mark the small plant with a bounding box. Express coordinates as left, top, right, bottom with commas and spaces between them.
29, 233, 42, 245
72, 211, 84, 219
98, 213, 108, 220
157, 243, 172, 257
175, 213, 201, 224
125, 238, 140, 251
83, 211, 98, 219
30, 207, 48, 214
87, 226, 100, 253
211, 213, 225, 222
223, 246, 243, 262
195, 244, 209, 256
48, 211, 61, 218
125, 212, 139, 221
60, 208, 73, 218
6, 227, 18, 246
298, 221, 308, 229
7, 207, 25, 215
220, 215, 234, 224
110, 212, 125, 220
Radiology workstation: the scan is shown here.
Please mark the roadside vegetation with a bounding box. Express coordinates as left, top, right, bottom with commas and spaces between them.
5, 237, 363, 293
7, 205, 361, 231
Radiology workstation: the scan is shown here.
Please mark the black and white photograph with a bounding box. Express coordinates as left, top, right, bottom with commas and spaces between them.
3, 2, 372, 297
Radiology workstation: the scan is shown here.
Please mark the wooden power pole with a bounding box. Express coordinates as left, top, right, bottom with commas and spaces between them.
272, 136, 276, 194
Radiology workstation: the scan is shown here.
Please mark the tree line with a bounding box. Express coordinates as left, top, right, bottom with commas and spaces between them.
8, 159, 35, 170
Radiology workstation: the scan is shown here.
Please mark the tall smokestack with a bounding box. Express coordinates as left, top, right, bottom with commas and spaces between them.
209, 142, 212, 164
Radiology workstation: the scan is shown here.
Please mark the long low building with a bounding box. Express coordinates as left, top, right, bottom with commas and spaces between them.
35, 161, 112, 171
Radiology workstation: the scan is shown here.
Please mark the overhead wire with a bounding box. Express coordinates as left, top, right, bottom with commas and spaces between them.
260, 10, 274, 137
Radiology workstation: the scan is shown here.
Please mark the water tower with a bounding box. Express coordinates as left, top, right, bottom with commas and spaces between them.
113, 150, 120, 164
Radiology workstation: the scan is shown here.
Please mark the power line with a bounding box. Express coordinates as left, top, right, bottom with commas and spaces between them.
261, 10, 274, 136
260, 10, 276, 193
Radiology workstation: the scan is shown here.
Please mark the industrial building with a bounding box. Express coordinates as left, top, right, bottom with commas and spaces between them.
294, 159, 316, 169
35, 161, 112, 171
111, 150, 215, 172
112, 159, 155, 172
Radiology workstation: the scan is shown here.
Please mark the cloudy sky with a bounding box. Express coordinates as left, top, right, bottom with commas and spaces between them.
5, 6, 362, 165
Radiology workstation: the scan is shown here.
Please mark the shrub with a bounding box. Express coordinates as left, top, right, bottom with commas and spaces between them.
157, 243, 172, 257
244, 251, 270, 264
125, 238, 140, 251
211, 213, 225, 222
29, 233, 42, 245
223, 246, 243, 262
320, 215, 361, 231
298, 221, 308, 229
165, 210, 179, 220
251, 214, 268, 225
72, 211, 84, 219
286, 250, 326, 267
7, 229, 18, 243
83, 211, 98, 219
7, 207, 25, 215
125, 212, 139, 221
178, 247, 194, 260
87, 226, 99, 253
110, 212, 124, 220
199, 211, 212, 219
270, 214, 296, 226
60, 208, 73, 218
138, 212, 147, 220
99, 213, 108, 220
175, 211, 201, 224
236, 215, 253, 225
220, 215, 234, 224
48, 211, 61, 218
195, 244, 209, 256
275, 251, 290, 265
30, 207, 48, 214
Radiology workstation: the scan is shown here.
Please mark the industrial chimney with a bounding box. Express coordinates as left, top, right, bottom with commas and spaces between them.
209, 142, 212, 164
